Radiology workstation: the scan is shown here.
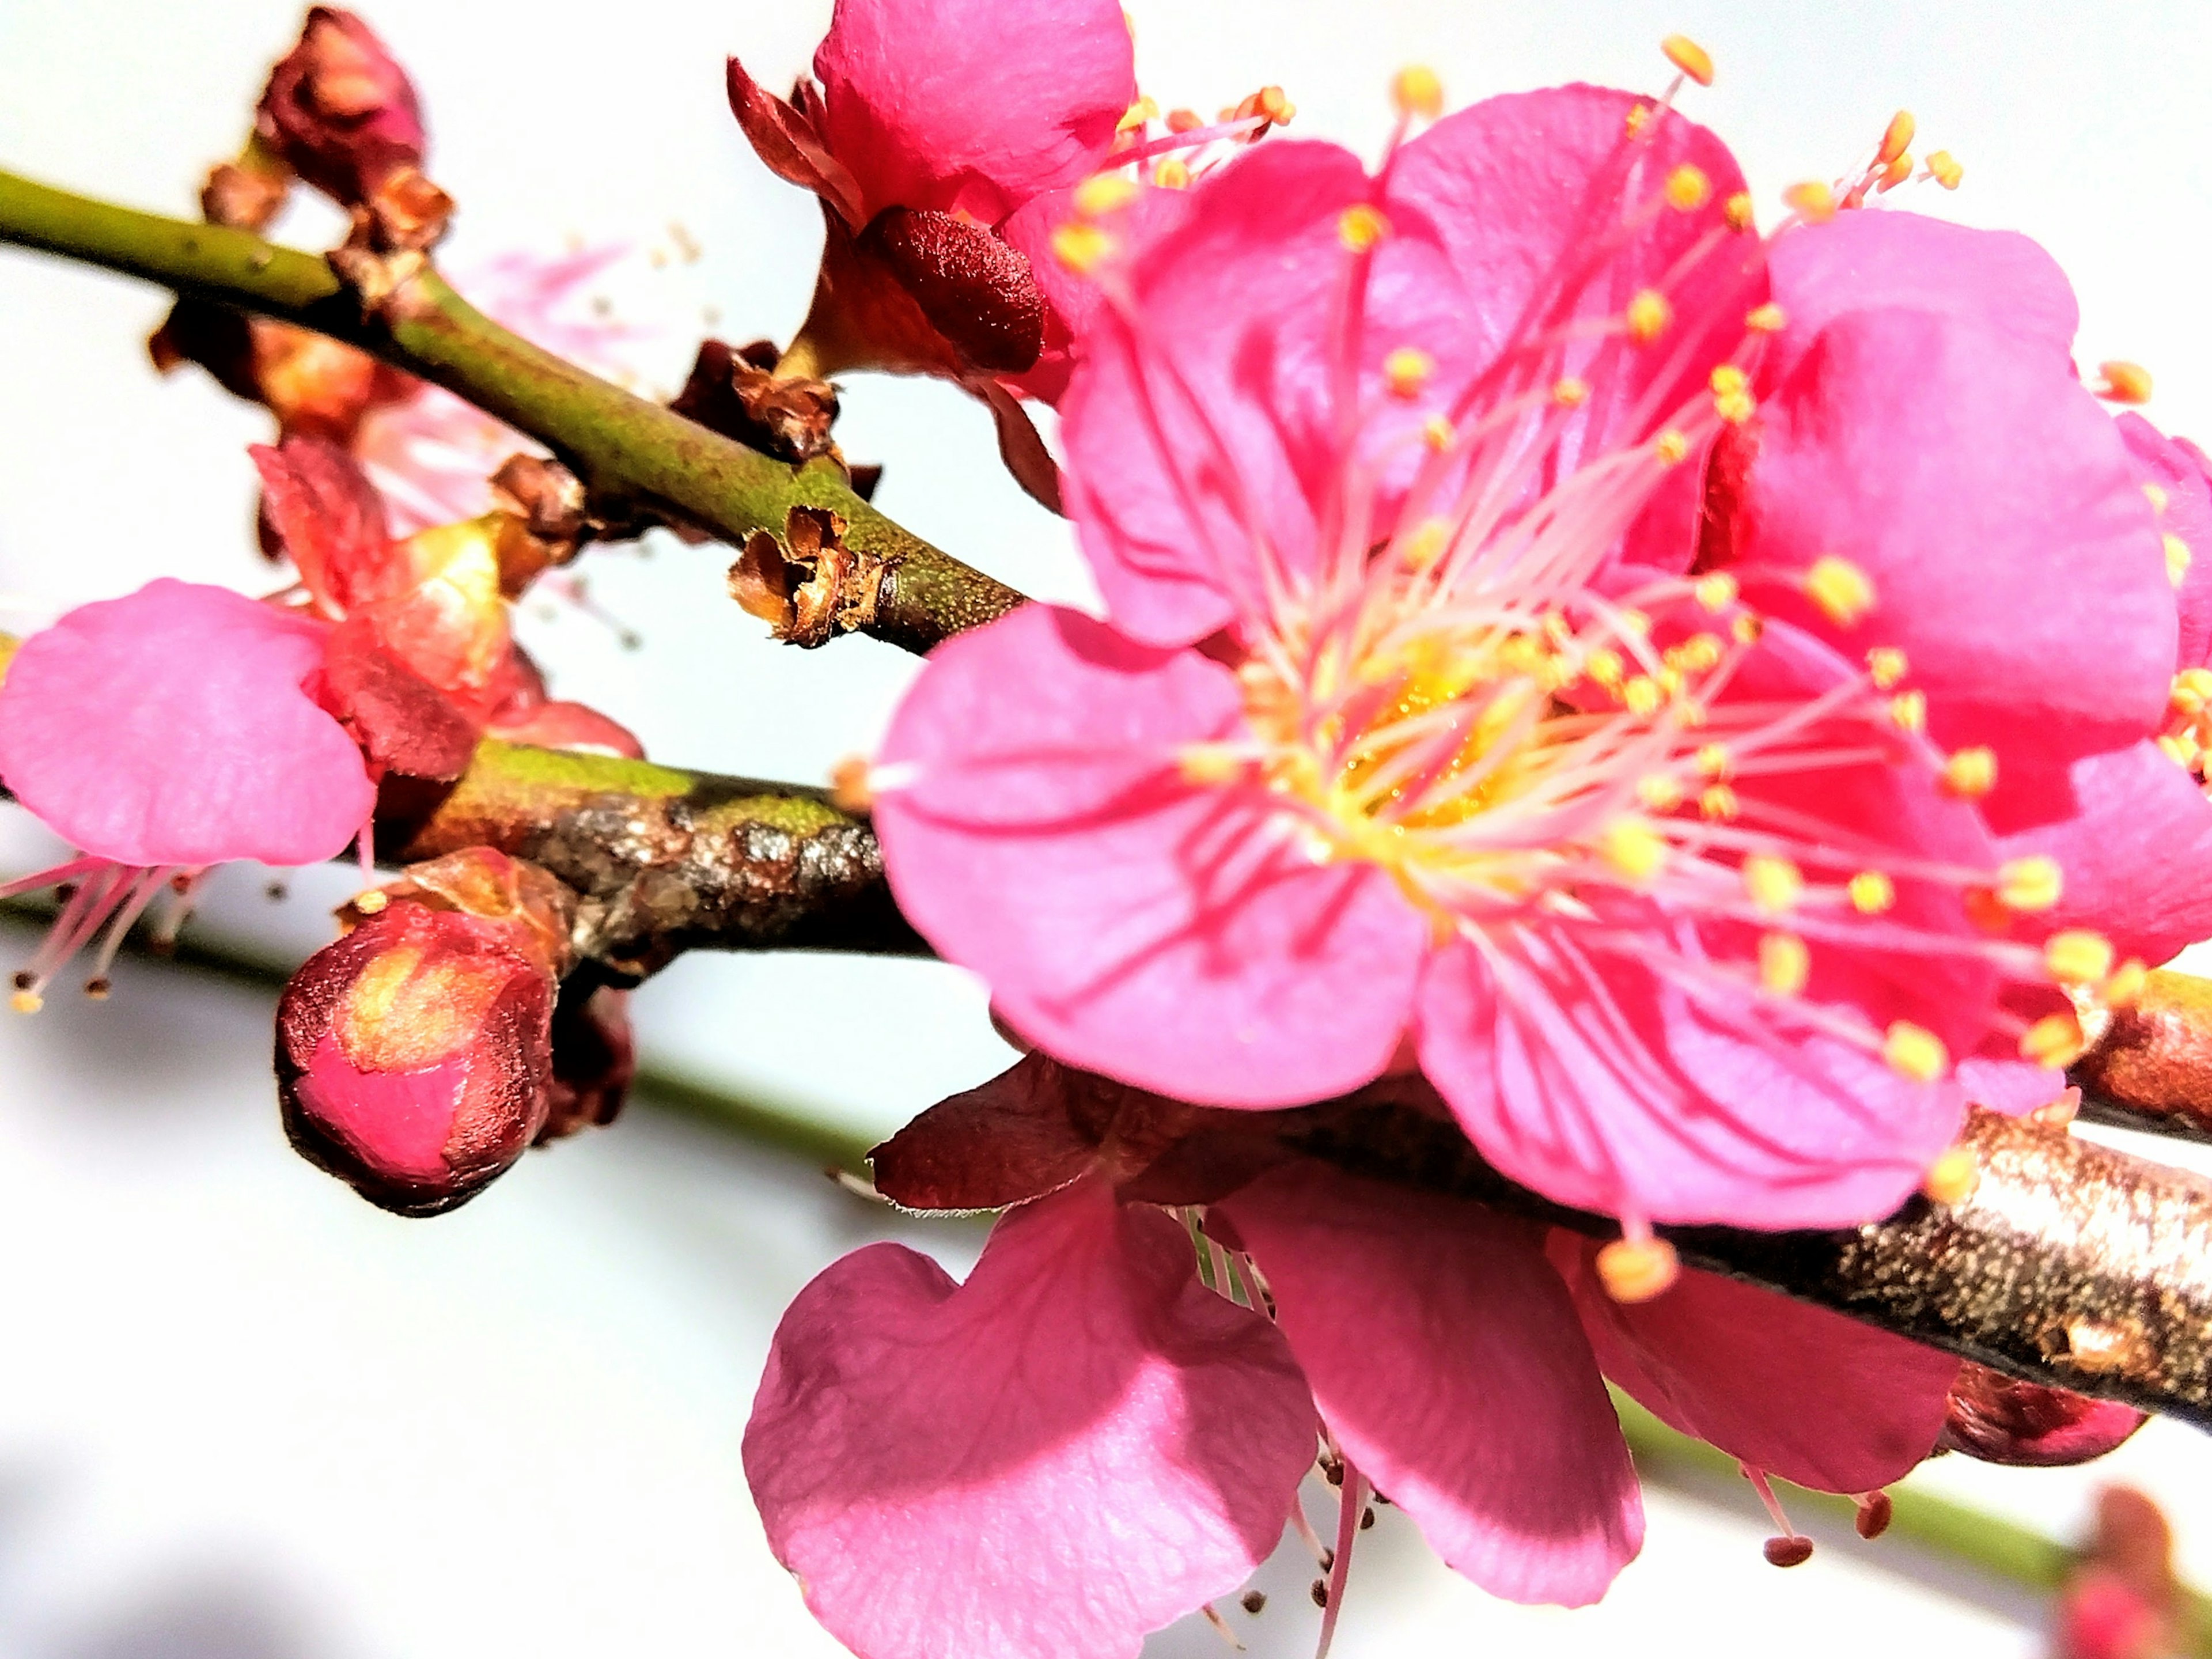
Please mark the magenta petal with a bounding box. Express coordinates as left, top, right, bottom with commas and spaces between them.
743, 1179, 1315, 1659
1218, 1164, 1642, 1606
1996, 740, 2212, 967
812, 0, 1135, 223
2117, 413, 2212, 669
1551, 1236, 1959, 1493
876, 604, 1427, 1105
0, 579, 374, 868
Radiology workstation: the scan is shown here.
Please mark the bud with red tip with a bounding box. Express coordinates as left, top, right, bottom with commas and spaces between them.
275, 849, 575, 1215
1938, 1362, 2148, 1467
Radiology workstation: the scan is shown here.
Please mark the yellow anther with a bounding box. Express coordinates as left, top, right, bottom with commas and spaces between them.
1723, 191, 1755, 232
1925, 149, 1963, 189
1784, 180, 1836, 222
1384, 346, 1434, 397
1422, 414, 1456, 452
1626, 289, 1673, 344
1804, 554, 1876, 626
1849, 871, 1896, 914
1073, 172, 1141, 217
1623, 676, 1662, 717
1745, 302, 1787, 333
2159, 732, 2202, 768
1624, 103, 1650, 139
2166, 533, 2192, 586
1889, 689, 1926, 732
352, 889, 389, 915
2177, 666, 2212, 699
1731, 612, 1764, 646
1260, 86, 1296, 124
1941, 747, 1997, 799
1921, 1143, 1978, 1205
1713, 387, 1756, 425
1866, 646, 1908, 689
1695, 743, 1730, 777
2020, 1008, 2088, 1069
1166, 107, 1203, 133
1339, 204, 1389, 251
1400, 517, 1449, 570
2097, 361, 2153, 404
1153, 157, 1191, 190
1051, 222, 1118, 274
1883, 1021, 1949, 1084
2046, 929, 2116, 985
10, 989, 41, 1015
1597, 1236, 1679, 1304
2145, 481, 2172, 513
2103, 959, 2149, 1009
1661, 33, 1715, 86
1671, 632, 1722, 672
1585, 646, 1625, 689
1743, 852, 1804, 913
1116, 96, 1158, 134
1665, 164, 1712, 211
1637, 774, 1685, 810
1876, 154, 1914, 192
1694, 572, 1738, 611
1602, 817, 1669, 881
1997, 855, 2064, 912
1552, 376, 1590, 408
1759, 931, 1810, 996
1710, 364, 1748, 397
1391, 65, 1444, 122
1654, 429, 1691, 465
1878, 110, 1916, 166
1699, 783, 1739, 820
1177, 743, 1246, 786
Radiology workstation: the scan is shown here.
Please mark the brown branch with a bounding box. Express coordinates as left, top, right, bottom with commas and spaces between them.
2074, 968, 2212, 1143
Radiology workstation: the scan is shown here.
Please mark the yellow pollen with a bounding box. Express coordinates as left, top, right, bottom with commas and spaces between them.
1602, 817, 1669, 881
1654, 429, 1691, 465
2020, 1008, 2087, 1069
1694, 572, 1738, 611
1745, 302, 1787, 333
1339, 204, 1389, 251
1586, 647, 1624, 688
1637, 774, 1685, 810
1116, 96, 1158, 134
1384, 346, 1434, 397
1804, 555, 1876, 626
1256, 86, 1296, 125
1997, 855, 2063, 912
1698, 783, 1739, 820
1622, 676, 1662, 717
1391, 65, 1445, 122
1422, 414, 1455, 451
1153, 157, 1191, 190
1401, 517, 1450, 569
2045, 929, 2116, 985
1941, 747, 1997, 799
1177, 743, 1246, 785
2165, 533, 2192, 586
1073, 172, 1141, 217
2145, 481, 2172, 513
1925, 149, 1963, 189
1921, 1143, 1978, 1205
1883, 1021, 1949, 1084
1731, 612, 1763, 645
1743, 852, 1804, 913
10, 989, 41, 1015
1665, 164, 1712, 211
2159, 732, 2201, 769
1695, 743, 1730, 778
2097, 361, 2153, 404
2103, 959, 2148, 1009
1722, 191, 1755, 232
352, 889, 389, 915
1626, 289, 1673, 344
1783, 180, 1836, 222
1878, 110, 1916, 165
1597, 1236, 1679, 1303
1552, 376, 1590, 408
1714, 388, 1756, 425
1849, 870, 1896, 914
1889, 689, 1927, 732
1624, 103, 1650, 139
1710, 363, 1748, 397
1866, 646, 1908, 689
1051, 222, 1117, 274
1759, 931, 1810, 996
1877, 154, 1914, 192
1660, 33, 1715, 86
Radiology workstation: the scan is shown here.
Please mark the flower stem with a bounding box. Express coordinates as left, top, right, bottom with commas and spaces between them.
0, 166, 1024, 653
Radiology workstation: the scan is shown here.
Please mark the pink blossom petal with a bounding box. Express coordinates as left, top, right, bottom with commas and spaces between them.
2115, 413, 2212, 669
876, 604, 1427, 1104
1721, 308, 2172, 832
998, 181, 1195, 405
1550, 1234, 1959, 1493
0, 579, 374, 868
812, 0, 1136, 223
1995, 740, 2212, 967
1217, 1163, 1643, 1606
743, 1179, 1314, 1659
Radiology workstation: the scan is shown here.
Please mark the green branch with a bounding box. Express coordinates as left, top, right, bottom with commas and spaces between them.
0, 166, 1024, 654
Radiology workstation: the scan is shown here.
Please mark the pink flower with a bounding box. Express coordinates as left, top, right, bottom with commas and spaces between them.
745, 1055, 1967, 1656
873, 85, 2177, 1232
0, 578, 376, 1005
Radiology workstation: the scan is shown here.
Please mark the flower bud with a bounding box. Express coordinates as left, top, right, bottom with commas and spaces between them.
278, 849, 576, 1214
1935, 1360, 2147, 1466
543, 980, 634, 1141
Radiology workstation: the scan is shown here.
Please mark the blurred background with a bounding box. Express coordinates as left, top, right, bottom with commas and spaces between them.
2, 0, 2210, 1653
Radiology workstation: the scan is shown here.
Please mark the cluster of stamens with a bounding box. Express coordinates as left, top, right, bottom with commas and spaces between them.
1, 858, 202, 1012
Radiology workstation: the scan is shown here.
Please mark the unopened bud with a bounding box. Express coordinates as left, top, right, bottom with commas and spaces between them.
544, 980, 635, 1141
1936, 1361, 2147, 1466
257, 7, 427, 210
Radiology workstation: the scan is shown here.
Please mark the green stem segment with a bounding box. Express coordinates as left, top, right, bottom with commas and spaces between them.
0, 166, 1023, 653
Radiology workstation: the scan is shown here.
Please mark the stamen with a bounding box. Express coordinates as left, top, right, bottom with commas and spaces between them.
1625, 289, 1672, 343
1660, 34, 1715, 86
1694, 573, 1738, 611
1877, 111, 1916, 166
1940, 747, 1997, 799
1390, 66, 1444, 122
1924, 150, 1964, 189
1722, 191, 1755, 232
1743, 1465, 1814, 1566
1922, 1142, 1978, 1205
1741, 852, 1803, 912
2165, 533, 2192, 586
1855, 1490, 1895, 1539
1889, 690, 1926, 732
1602, 817, 1668, 881
1758, 931, 1809, 995
1596, 1234, 1679, 1302
2020, 1008, 2086, 1067
1882, 1020, 1948, 1082
1116, 96, 1158, 134
1803, 555, 1876, 626
1052, 222, 1118, 274
1337, 205, 1389, 251
1996, 856, 2063, 912
2103, 959, 2148, 1008
1154, 157, 1191, 189
1664, 165, 1712, 211
1866, 647, 1907, 688
2045, 929, 2115, 985
2097, 361, 2154, 404
1383, 347, 1434, 397
1200, 1605, 1244, 1651
1782, 180, 1836, 222
1847, 870, 1895, 913
1073, 173, 1141, 217
1745, 302, 1787, 332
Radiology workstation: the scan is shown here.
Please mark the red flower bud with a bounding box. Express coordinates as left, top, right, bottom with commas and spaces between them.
256, 7, 426, 209
1936, 1361, 2147, 1467
544, 981, 634, 1140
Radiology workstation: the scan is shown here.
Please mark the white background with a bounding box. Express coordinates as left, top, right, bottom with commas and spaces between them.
2, 1, 2210, 1653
